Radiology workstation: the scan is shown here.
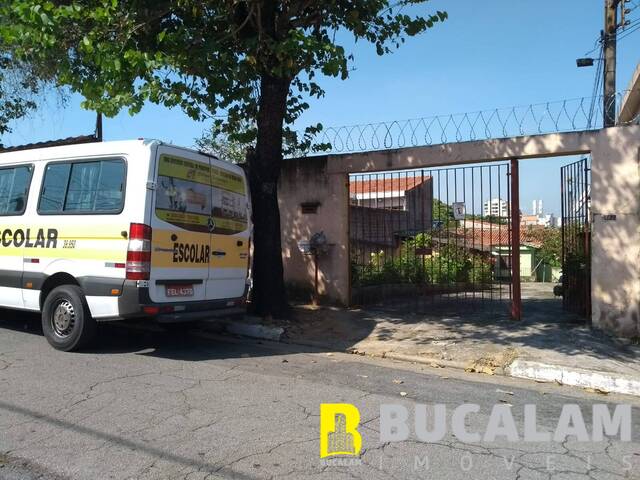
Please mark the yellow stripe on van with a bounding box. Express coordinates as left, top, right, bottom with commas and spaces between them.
158, 155, 246, 194
22, 248, 125, 261
214, 217, 248, 233
158, 155, 212, 187
0, 224, 248, 268
210, 234, 250, 269
155, 209, 248, 233
0, 224, 128, 262
151, 230, 248, 269
156, 209, 211, 228
151, 229, 211, 269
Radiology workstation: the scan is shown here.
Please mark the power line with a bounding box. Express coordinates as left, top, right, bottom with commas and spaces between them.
620, 15, 640, 29
617, 14, 640, 39
618, 22, 640, 40
581, 6, 636, 59
584, 35, 603, 57
587, 43, 605, 128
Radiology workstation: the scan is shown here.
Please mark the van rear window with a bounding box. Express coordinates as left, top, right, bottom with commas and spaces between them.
39, 159, 125, 214
0, 165, 33, 216
155, 154, 248, 234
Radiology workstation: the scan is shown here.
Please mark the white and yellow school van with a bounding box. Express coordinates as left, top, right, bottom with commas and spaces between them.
0, 139, 252, 351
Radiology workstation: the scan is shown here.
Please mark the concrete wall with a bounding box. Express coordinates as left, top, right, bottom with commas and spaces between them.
492, 246, 536, 281
278, 156, 349, 305
350, 205, 407, 248
279, 126, 640, 337
349, 180, 433, 249
520, 251, 533, 278
590, 128, 640, 337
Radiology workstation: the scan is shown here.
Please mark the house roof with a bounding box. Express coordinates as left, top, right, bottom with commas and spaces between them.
520, 214, 539, 223
349, 175, 430, 195
442, 224, 546, 251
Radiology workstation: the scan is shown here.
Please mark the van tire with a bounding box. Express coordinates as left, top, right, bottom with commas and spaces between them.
42, 285, 97, 352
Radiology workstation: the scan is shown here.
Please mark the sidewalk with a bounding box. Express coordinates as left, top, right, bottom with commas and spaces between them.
209, 284, 640, 396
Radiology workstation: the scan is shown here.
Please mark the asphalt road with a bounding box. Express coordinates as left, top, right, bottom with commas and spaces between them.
0, 312, 638, 480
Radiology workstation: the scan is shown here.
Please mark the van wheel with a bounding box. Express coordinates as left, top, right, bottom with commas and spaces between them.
42, 285, 97, 352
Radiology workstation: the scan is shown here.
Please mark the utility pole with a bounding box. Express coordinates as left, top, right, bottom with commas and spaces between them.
96, 113, 103, 141
603, 0, 621, 127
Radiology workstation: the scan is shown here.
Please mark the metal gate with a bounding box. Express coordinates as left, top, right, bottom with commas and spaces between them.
349, 163, 513, 313
560, 157, 591, 319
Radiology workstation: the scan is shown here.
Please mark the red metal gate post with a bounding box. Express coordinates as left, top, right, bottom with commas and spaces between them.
510, 158, 522, 320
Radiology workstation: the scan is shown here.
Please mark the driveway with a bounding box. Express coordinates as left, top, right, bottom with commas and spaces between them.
272, 283, 640, 388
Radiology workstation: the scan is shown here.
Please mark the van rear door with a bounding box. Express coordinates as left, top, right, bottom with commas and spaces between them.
207, 159, 250, 300
148, 150, 213, 303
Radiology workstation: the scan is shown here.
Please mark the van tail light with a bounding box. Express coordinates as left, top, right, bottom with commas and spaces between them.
126, 223, 152, 280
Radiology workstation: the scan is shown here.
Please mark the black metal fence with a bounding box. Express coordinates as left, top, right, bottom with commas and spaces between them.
560, 157, 591, 319
349, 164, 513, 312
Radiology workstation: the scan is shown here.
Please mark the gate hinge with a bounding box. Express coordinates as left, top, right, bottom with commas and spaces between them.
146, 181, 157, 190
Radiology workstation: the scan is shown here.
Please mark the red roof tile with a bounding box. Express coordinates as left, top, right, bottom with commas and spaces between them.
450, 225, 545, 249
349, 176, 430, 195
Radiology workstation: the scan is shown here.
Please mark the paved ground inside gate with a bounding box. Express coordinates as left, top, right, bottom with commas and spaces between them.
233, 284, 640, 391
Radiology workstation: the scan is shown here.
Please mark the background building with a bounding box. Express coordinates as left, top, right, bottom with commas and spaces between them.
522, 199, 559, 227
349, 176, 433, 250
350, 176, 430, 210
483, 197, 509, 217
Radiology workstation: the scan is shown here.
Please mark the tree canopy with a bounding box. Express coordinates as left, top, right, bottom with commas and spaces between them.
195, 129, 248, 164
0, 51, 40, 142
1, 0, 446, 149
536, 226, 562, 267
1, 0, 447, 315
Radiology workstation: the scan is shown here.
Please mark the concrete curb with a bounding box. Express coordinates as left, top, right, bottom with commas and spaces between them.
212, 326, 490, 374
270, 334, 469, 371
381, 352, 468, 371
206, 321, 640, 397
507, 359, 640, 397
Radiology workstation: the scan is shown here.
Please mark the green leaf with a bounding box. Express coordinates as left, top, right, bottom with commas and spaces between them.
1, 0, 447, 176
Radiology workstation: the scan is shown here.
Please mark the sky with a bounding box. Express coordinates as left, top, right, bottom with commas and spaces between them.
2, 0, 639, 216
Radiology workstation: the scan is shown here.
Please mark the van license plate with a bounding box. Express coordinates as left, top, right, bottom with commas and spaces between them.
166, 285, 194, 297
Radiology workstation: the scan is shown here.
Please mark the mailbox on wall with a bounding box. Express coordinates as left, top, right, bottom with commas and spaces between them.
297, 232, 331, 304
298, 231, 329, 256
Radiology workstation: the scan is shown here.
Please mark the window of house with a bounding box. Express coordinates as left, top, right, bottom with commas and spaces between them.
0, 165, 33, 216
39, 159, 125, 214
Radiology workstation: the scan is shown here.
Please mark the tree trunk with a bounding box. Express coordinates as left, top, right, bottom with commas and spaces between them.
248, 73, 291, 318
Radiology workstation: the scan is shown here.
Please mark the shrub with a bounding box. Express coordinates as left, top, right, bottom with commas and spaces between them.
352, 236, 493, 287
